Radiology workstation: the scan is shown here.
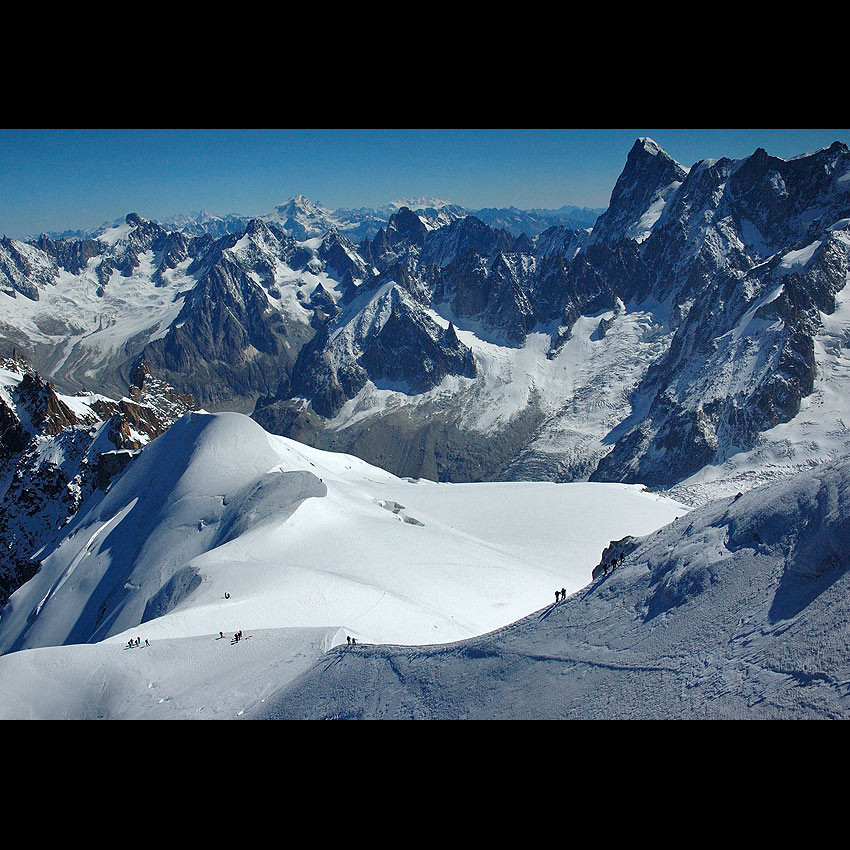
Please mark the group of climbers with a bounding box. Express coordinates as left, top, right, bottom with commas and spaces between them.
601, 553, 625, 576
553, 549, 630, 607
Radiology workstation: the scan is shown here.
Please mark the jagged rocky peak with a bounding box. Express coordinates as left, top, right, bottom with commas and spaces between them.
289, 281, 477, 418
2, 354, 196, 452
632, 140, 850, 312
243, 216, 280, 241
306, 281, 339, 321
124, 360, 198, 441
532, 225, 588, 260
657, 141, 850, 246
89, 212, 177, 288
362, 208, 431, 275
226, 217, 294, 269
632, 136, 685, 170
734, 141, 850, 247
278, 135, 850, 488
0, 354, 79, 438
590, 195, 850, 488
111, 212, 163, 247
589, 137, 689, 247
88, 361, 196, 452
421, 214, 516, 269
359, 287, 478, 391
434, 247, 534, 347
386, 206, 429, 243
318, 228, 370, 285
31, 233, 104, 276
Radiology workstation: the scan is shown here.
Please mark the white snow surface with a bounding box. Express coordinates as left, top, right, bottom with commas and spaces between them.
0, 410, 686, 719
253, 454, 850, 719
627, 179, 684, 243
777, 240, 822, 276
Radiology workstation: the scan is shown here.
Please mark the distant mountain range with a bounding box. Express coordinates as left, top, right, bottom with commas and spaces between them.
1, 138, 848, 507
42, 197, 604, 243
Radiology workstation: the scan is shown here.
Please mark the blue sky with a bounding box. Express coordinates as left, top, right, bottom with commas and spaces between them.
1, 129, 848, 239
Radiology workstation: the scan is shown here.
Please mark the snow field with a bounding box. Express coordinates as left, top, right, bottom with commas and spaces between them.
0, 411, 688, 718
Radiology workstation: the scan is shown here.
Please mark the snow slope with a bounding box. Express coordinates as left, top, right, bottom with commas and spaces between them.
251, 455, 850, 720
0, 411, 686, 719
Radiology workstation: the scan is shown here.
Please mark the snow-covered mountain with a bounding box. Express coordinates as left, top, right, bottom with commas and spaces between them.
251, 453, 850, 719
152, 197, 601, 242
0, 410, 687, 716
1, 412, 847, 719
40, 197, 603, 245
250, 139, 850, 499
3, 137, 849, 503
0, 214, 352, 409
152, 209, 252, 239
589, 140, 850, 492
473, 204, 602, 237
3, 136, 850, 720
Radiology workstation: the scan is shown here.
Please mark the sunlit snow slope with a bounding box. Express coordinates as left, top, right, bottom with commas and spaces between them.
0, 411, 686, 655
0, 411, 687, 718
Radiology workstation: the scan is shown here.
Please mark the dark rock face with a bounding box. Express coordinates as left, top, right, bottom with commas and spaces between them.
290, 280, 477, 419
541, 242, 642, 353
360, 306, 477, 393
140, 252, 312, 410
318, 230, 370, 286
421, 215, 516, 270
366, 207, 429, 273
130, 218, 357, 411
433, 249, 535, 346
14, 371, 78, 436
591, 142, 850, 486
32, 234, 103, 275
589, 138, 689, 248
